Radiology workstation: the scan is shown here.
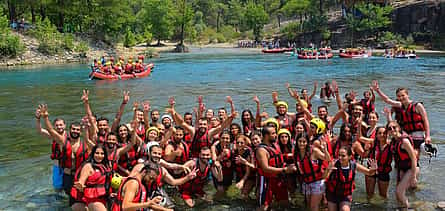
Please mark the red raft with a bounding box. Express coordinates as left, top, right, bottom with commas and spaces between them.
262, 48, 293, 53
298, 53, 334, 59
89, 63, 154, 80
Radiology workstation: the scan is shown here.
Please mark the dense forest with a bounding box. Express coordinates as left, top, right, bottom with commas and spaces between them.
1, 0, 443, 59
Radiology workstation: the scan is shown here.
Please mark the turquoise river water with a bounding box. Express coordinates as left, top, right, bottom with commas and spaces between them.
0, 48, 444, 210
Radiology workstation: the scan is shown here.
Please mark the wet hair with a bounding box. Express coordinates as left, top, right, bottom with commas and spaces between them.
136, 108, 144, 113
97, 117, 109, 123
53, 118, 65, 125
150, 109, 159, 115
317, 105, 328, 112
70, 121, 81, 128
301, 88, 308, 94
198, 117, 208, 123
218, 107, 226, 112
385, 120, 400, 130
339, 123, 351, 141
220, 129, 231, 138
117, 124, 131, 143
241, 109, 254, 126
201, 146, 210, 151
184, 112, 193, 118
142, 162, 160, 175
108, 131, 117, 138
175, 126, 185, 133
88, 144, 110, 166
250, 130, 262, 139
373, 126, 386, 142
396, 87, 408, 95
230, 123, 241, 140
262, 126, 274, 137
368, 111, 379, 119
340, 146, 353, 156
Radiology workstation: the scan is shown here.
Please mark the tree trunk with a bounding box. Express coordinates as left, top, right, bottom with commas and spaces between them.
216, 11, 221, 32
277, 15, 281, 28
7, 0, 16, 23
40, 3, 46, 21
58, 0, 65, 32
319, 0, 323, 15
157, 39, 161, 46
30, 4, 36, 24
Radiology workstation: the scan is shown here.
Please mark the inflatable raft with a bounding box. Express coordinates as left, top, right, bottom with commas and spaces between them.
339, 52, 371, 58
262, 48, 293, 53
89, 63, 154, 80
298, 53, 333, 59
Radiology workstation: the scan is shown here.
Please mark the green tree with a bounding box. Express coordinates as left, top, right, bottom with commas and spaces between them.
173, 0, 194, 46
143, 0, 174, 46
0, 13, 24, 58
281, 0, 310, 31
244, 2, 269, 41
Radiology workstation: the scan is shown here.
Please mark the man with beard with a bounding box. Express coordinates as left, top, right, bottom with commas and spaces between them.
168, 96, 237, 158
35, 107, 67, 192
111, 164, 164, 211
39, 104, 92, 206
256, 126, 296, 211
180, 147, 222, 207
131, 145, 198, 210
82, 89, 130, 144
150, 109, 161, 127
161, 115, 173, 130
271, 90, 297, 134
103, 131, 138, 172
183, 112, 193, 146
164, 127, 190, 177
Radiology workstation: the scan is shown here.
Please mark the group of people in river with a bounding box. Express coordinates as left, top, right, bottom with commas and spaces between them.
35, 79, 435, 211
384, 47, 417, 58
91, 55, 148, 75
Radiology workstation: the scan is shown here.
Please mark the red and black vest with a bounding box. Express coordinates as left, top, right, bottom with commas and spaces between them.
256, 143, 284, 178
61, 139, 89, 171
71, 163, 112, 202
392, 135, 413, 170
118, 144, 140, 173
135, 124, 146, 142
332, 140, 352, 159
275, 114, 294, 135
326, 160, 356, 197
360, 98, 375, 121
50, 133, 68, 160
170, 140, 190, 164
112, 177, 147, 211
369, 141, 392, 174
146, 167, 163, 196
394, 102, 424, 133
216, 143, 234, 176
191, 130, 211, 158
108, 147, 119, 172
294, 148, 324, 184
233, 147, 253, 180
180, 159, 210, 190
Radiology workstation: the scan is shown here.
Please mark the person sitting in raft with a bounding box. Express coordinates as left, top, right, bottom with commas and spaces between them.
92, 59, 98, 70
125, 57, 134, 74
113, 62, 122, 75
325, 146, 378, 211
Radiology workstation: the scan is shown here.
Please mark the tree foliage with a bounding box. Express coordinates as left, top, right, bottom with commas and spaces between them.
245, 2, 269, 41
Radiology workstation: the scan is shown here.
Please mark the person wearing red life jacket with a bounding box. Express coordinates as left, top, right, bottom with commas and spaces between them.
233, 134, 255, 199
211, 130, 233, 194
277, 129, 297, 194
364, 126, 392, 199
40, 104, 93, 208
164, 126, 190, 177
102, 131, 138, 174
256, 126, 297, 211
300, 81, 318, 113
71, 144, 111, 211
111, 164, 163, 211
371, 81, 431, 184
294, 133, 330, 211
359, 89, 375, 123
180, 147, 222, 207
229, 123, 242, 143
182, 112, 194, 147
386, 121, 417, 209
117, 124, 142, 176
35, 107, 66, 192
82, 89, 130, 145
355, 111, 380, 159
271, 90, 296, 134
325, 146, 377, 211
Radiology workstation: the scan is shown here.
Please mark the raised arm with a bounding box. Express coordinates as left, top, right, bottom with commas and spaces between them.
116, 121, 138, 158
81, 89, 98, 136
287, 83, 314, 119
111, 91, 130, 132
35, 107, 51, 139
371, 80, 402, 108
332, 80, 343, 110
253, 95, 262, 128
309, 81, 318, 100
142, 101, 151, 130
226, 96, 235, 115
209, 111, 237, 137
40, 104, 65, 145
167, 98, 195, 137
81, 116, 96, 150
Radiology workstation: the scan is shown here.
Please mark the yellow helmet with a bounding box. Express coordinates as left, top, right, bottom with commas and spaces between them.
97, 61, 102, 65
298, 100, 308, 109
310, 118, 326, 134
264, 118, 280, 131
275, 101, 288, 110
146, 126, 160, 136
278, 128, 291, 138
111, 173, 123, 190
106, 61, 111, 66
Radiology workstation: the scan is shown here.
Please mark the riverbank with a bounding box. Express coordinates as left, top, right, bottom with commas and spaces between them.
2, 32, 445, 67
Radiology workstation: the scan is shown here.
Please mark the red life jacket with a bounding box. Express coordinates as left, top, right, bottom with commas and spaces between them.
360, 98, 375, 121
50, 133, 68, 160
70, 163, 112, 202
184, 132, 192, 149
234, 147, 252, 180
118, 144, 140, 173
191, 130, 210, 158
275, 114, 294, 135
145, 166, 163, 195
294, 148, 323, 184
112, 177, 147, 211
243, 122, 255, 136
135, 124, 146, 142
332, 140, 352, 159
108, 147, 119, 172
278, 142, 294, 165
256, 143, 284, 178
61, 139, 89, 171
369, 141, 392, 174
394, 102, 424, 133
392, 135, 413, 170
326, 160, 356, 197
170, 140, 190, 164
216, 143, 233, 176
97, 133, 107, 145
180, 159, 210, 190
